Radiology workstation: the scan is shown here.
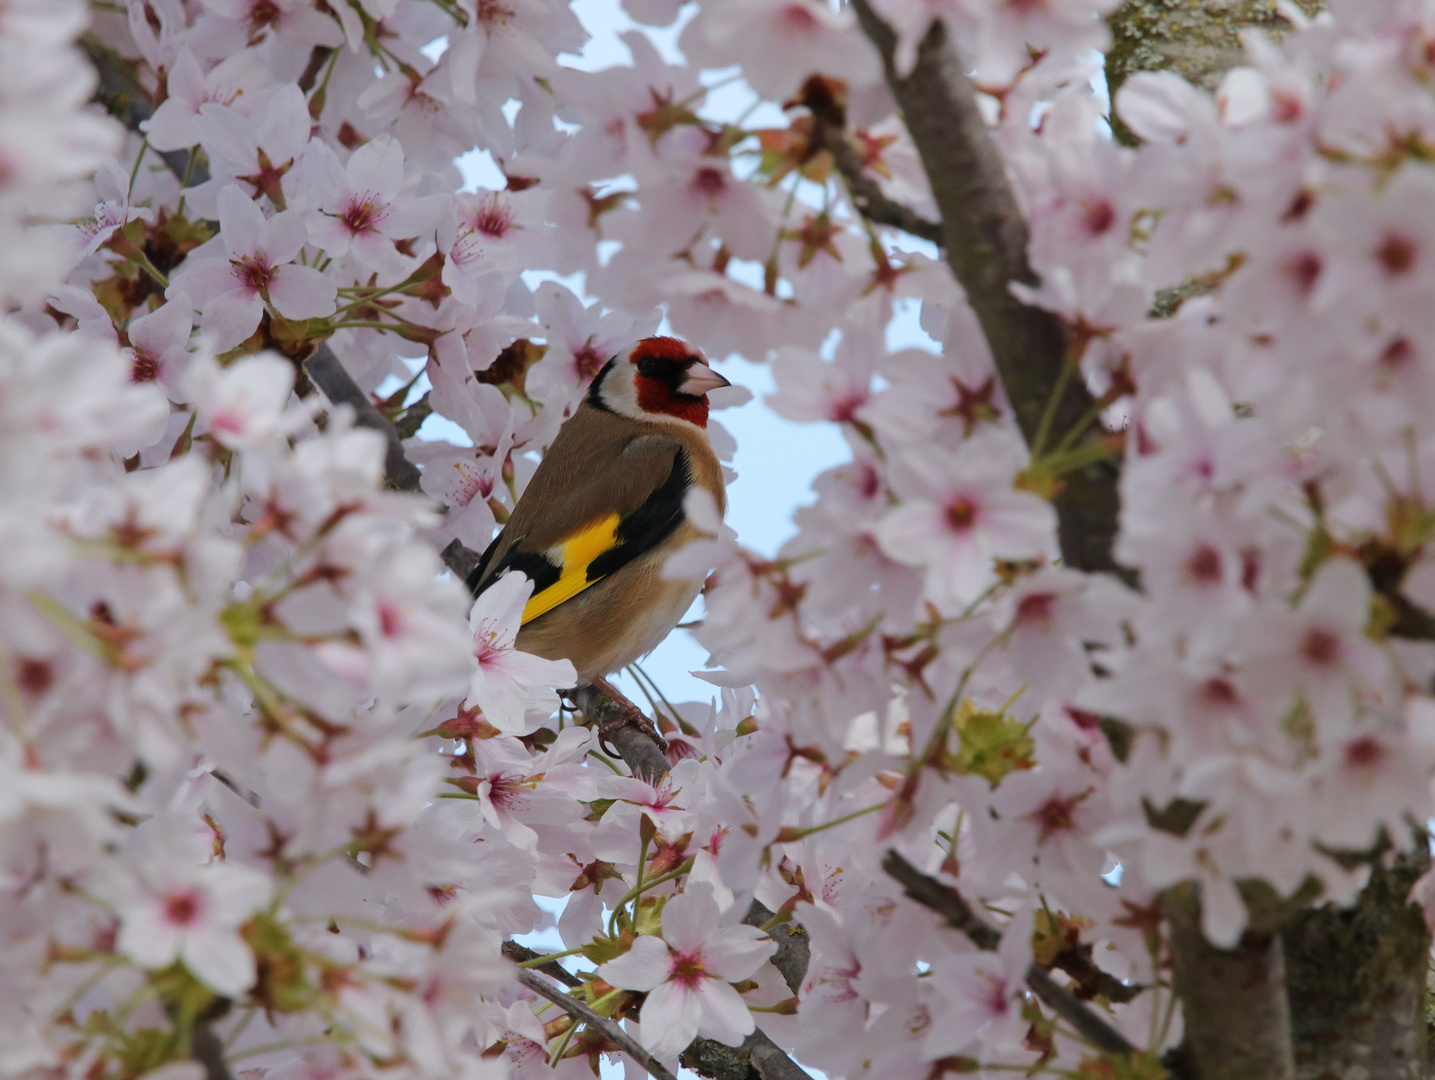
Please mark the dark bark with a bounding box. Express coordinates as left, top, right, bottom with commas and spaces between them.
301, 347, 422, 493
1165, 885, 1295, 1080
744, 900, 810, 995
1282, 844, 1431, 1080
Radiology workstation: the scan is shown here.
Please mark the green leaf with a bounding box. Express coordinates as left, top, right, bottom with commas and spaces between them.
950, 699, 1036, 787
244, 912, 316, 1015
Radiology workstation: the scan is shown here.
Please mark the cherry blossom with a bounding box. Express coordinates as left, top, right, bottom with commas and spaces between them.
876, 430, 1058, 611
102, 819, 273, 996
14, 0, 1435, 1077
598, 885, 776, 1062
467, 571, 578, 734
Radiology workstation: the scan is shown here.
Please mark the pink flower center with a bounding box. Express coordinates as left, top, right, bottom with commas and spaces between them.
778, 4, 819, 34
692, 167, 727, 200
947, 497, 977, 532
450, 460, 491, 507
130, 349, 160, 384
829, 391, 867, 423
163, 889, 203, 927
670, 950, 707, 988
1381, 336, 1416, 371
1344, 736, 1385, 770
1201, 677, 1239, 708
1377, 232, 1417, 276
249, 0, 281, 30
1032, 792, 1084, 841
235, 255, 276, 295
1272, 90, 1304, 123
573, 340, 608, 382
1284, 250, 1322, 296
1081, 198, 1116, 237
1014, 592, 1055, 628
378, 603, 404, 638
341, 196, 384, 236
1185, 545, 1222, 585
1300, 626, 1341, 667
487, 772, 531, 810
469, 196, 515, 238
977, 971, 1012, 1015
476, 0, 515, 27
473, 626, 507, 667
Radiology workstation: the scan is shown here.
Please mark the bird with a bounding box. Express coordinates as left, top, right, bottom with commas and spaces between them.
465, 335, 732, 746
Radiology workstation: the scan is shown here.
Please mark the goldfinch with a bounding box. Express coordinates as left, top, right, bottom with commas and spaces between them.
466, 335, 731, 702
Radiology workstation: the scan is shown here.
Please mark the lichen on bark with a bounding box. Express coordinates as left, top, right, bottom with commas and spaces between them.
1105, 0, 1323, 144
1281, 842, 1431, 1080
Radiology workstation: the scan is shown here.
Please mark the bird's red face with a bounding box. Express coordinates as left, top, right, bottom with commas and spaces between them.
591, 336, 731, 429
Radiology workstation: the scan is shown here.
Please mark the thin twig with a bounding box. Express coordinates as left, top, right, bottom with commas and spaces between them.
514, 968, 678, 1080
881, 850, 1137, 1058
813, 124, 943, 244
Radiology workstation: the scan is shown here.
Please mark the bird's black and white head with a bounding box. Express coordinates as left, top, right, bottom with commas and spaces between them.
588, 336, 731, 430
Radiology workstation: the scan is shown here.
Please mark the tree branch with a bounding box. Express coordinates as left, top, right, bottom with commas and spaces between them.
882, 850, 1137, 1059
502, 940, 582, 987
797, 88, 942, 244
571, 684, 672, 782
849, 1, 1124, 578
300, 346, 422, 493
744, 901, 810, 994
515, 967, 679, 1080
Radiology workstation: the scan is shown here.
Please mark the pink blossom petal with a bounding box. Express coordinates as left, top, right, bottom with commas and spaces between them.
216, 185, 265, 258
700, 925, 776, 982
267, 265, 337, 320
258, 209, 309, 267
181, 926, 257, 997
692, 977, 755, 1046
201, 291, 266, 352
598, 934, 672, 993
639, 979, 705, 1062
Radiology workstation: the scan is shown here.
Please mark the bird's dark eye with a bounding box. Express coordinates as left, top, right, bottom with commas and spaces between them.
637, 355, 662, 378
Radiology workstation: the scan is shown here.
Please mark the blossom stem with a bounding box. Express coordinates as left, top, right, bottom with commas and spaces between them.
773, 800, 884, 842
1037, 440, 1121, 478
677, 71, 745, 110
126, 137, 149, 201
546, 1013, 581, 1066
516, 947, 585, 968
1046, 396, 1111, 458
1028, 349, 1076, 459
605, 856, 696, 933
608, 831, 654, 937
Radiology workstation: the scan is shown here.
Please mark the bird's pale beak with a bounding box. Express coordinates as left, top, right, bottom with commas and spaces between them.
678, 361, 732, 397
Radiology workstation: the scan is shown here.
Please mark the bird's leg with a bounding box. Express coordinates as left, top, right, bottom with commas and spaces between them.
586, 676, 669, 756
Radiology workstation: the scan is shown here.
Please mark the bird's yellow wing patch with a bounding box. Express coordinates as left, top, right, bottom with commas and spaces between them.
521, 512, 622, 624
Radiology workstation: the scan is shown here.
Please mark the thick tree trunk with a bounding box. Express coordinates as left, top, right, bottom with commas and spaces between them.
1166, 885, 1295, 1080
1281, 845, 1431, 1080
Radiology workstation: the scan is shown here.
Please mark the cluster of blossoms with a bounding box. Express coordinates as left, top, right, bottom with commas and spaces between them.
10, 0, 1435, 1078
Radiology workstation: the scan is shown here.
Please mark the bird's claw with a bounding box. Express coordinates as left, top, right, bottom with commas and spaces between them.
583, 677, 669, 756
597, 701, 668, 756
